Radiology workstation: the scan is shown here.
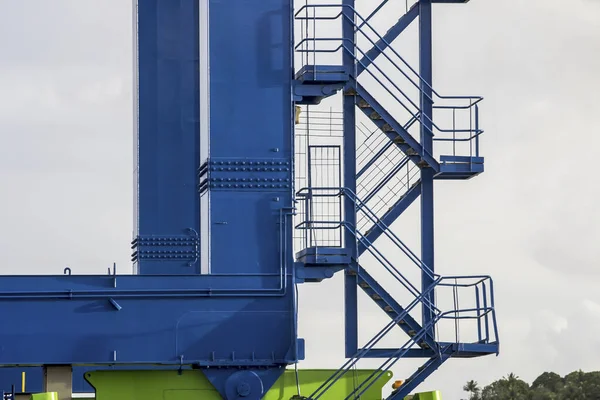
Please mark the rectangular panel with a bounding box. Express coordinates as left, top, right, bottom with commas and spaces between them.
135, 0, 201, 274
306, 145, 342, 247
208, 0, 294, 275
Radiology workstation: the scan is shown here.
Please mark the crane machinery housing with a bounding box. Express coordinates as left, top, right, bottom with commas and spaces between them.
0, 0, 499, 399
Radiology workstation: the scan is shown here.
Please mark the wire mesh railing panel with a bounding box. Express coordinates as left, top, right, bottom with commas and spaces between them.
304, 145, 343, 247
356, 116, 420, 233
296, 108, 344, 139
294, 106, 344, 252
294, 3, 485, 160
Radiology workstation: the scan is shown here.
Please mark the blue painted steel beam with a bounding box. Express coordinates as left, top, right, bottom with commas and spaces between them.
343, 0, 359, 359
133, 0, 200, 275
356, 5, 419, 76
0, 274, 292, 297
0, 275, 300, 366
388, 353, 449, 399
344, 270, 359, 358
419, 0, 436, 341
0, 0, 302, 379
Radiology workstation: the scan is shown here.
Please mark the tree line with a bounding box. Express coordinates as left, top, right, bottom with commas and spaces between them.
462, 370, 600, 399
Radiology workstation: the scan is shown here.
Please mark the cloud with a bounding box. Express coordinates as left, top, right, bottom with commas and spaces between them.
0, 0, 599, 399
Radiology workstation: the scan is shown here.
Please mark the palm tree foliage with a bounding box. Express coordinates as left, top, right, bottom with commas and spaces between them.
462, 370, 600, 400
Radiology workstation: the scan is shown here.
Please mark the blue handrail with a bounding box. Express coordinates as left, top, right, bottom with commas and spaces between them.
295, 4, 483, 103
296, 39, 482, 139
356, 113, 418, 179
348, 303, 495, 400
309, 274, 444, 400
308, 274, 497, 400
296, 215, 434, 303
294, 185, 498, 399
294, 187, 499, 329
294, 4, 484, 152
359, 156, 410, 206
296, 187, 436, 280
357, 0, 391, 29
357, 0, 418, 30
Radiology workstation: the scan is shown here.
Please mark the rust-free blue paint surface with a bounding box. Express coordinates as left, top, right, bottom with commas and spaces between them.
0, 1, 298, 375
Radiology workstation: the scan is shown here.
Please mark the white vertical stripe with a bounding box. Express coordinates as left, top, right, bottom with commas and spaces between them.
132, 0, 140, 274
199, 0, 210, 163
199, 0, 211, 274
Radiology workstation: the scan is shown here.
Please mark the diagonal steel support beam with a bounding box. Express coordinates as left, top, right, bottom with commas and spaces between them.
358, 181, 422, 255
356, 5, 419, 76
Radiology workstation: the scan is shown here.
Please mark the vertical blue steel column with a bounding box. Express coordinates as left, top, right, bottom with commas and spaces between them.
343, 0, 358, 358
419, 0, 435, 337
134, 0, 201, 275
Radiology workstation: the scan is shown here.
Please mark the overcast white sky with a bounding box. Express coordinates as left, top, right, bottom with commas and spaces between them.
0, 0, 599, 398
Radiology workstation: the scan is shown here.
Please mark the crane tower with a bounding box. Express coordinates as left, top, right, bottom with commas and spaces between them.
0, 0, 498, 399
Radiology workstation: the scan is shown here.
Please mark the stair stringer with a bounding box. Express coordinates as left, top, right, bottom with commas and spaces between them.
387, 346, 452, 399
349, 82, 439, 171
351, 264, 437, 351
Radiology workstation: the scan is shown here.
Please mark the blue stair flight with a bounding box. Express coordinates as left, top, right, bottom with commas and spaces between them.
293, 1, 499, 399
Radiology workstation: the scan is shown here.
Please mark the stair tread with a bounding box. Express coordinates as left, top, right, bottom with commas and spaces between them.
353, 82, 440, 171
355, 266, 437, 350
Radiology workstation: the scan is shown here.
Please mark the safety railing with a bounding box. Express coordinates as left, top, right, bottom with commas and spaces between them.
294, 4, 484, 159
307, 273, 498, 400
308, 274, 443, 400
295, 186, 498, 342
295, 186, 499, 398
358, 0, 419, 30
357, 155, 420, 233
344, 278, 497, 400
295, 187, 437, 303
294, 109, 421, 237
295, 187, 344, 250
356, 113, 419, 175
436, 275, 499, 346
295, 108, 344, 138
355, 116, 420, 231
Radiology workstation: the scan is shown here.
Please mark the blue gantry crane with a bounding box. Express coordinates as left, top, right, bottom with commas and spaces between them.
0, 0, 498, 399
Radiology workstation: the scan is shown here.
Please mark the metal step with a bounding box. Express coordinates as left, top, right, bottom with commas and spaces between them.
387, 352, 450, 399
354, 266, 437, 350
352, 82, 440, 171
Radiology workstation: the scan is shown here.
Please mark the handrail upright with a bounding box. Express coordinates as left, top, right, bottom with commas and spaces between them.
293, 4, 485, 153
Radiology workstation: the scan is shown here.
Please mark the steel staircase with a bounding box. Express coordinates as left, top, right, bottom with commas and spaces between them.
295, 187, 498, 398
350, 264, 435, 351
349, 82, 438, 170
293, 1, 499, 398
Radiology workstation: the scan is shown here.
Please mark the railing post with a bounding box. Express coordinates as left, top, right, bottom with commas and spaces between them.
342, 0, 359, 358
483, 281, 490, 342
475, 104, 480, 157
419, 0, 436, 340
475, 285, 482, 342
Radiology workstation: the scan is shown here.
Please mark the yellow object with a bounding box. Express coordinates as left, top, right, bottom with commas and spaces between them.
30, 393, 58, 400
295, 106, 302, 125
21, 371, 25, 392
392, 379, 404, 389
